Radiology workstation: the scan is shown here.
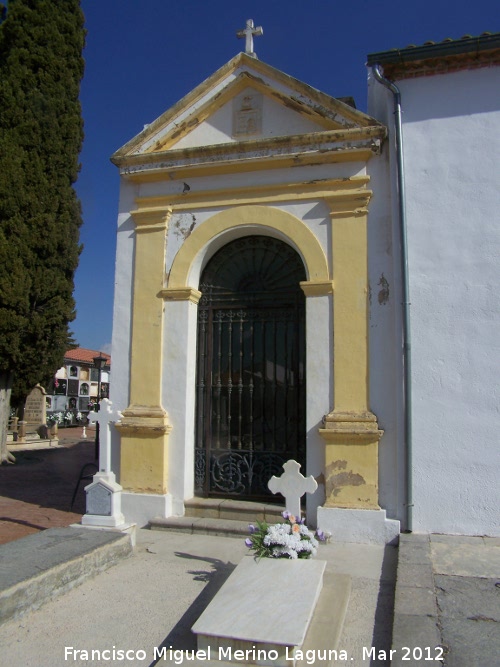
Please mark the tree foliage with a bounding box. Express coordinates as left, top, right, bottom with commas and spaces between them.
0, 0, 85, 461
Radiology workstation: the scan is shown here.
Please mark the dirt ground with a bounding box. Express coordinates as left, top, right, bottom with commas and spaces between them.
0, 428, 97, 545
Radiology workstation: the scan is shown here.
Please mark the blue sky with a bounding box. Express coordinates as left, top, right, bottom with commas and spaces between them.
74, 0, 498, 353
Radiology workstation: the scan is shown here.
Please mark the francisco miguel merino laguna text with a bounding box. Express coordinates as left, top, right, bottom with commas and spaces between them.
64, 645, 352, 664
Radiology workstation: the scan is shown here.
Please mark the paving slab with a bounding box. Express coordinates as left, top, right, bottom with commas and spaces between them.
394, 584, 438, 616
435, 575, 500, 621
431, 540, 500, 578
439, 617, 500, 667
395, 560, 435, 588
391, 615, 442, 667
392, 533, 500, 667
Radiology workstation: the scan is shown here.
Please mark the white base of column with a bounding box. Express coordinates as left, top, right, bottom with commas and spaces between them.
121, 492, 172, 528
317, 507, 400, 545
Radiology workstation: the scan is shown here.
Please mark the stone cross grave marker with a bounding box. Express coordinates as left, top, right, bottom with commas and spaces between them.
83, 398, 125, 528
87, 398, 122, 474
236, 19, 263, 57
268, 459, 318, 519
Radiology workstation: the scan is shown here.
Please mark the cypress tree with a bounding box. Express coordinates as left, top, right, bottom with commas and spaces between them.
0, 0, 85, 462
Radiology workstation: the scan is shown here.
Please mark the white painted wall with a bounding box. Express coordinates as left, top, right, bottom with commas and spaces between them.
366, 146, 404, 524
368, 66, 500, 536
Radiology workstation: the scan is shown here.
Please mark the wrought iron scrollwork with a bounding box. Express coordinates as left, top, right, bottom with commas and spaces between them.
206, 450, 287, 496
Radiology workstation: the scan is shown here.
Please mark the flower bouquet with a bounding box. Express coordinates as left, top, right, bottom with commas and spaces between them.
245, 511, 329, 560
47, 412, 64, 426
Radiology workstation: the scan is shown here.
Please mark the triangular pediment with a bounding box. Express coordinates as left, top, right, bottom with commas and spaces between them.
112, 53, 384, 164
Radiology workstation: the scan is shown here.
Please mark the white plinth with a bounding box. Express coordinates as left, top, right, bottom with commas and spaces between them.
317, 507, 400, 545
81, 472, 124, 528
192, 557, 326, 666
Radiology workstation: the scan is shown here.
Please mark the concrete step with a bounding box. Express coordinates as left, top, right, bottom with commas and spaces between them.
0, 526, 133, 625
149, 498, 287, 538
149, 516, 251, 538
184, 497, 285, 522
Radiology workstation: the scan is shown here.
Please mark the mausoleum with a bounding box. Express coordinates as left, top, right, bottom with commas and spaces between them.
108, 27, 500, 542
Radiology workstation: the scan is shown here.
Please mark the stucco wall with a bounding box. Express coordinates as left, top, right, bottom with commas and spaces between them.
368, 66, 500, 535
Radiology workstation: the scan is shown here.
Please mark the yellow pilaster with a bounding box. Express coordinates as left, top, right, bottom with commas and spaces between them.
116, 209, 172, 494
319, 193, 383, 510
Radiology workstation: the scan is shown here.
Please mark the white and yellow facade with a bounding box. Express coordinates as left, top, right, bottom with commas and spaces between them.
109, 52, 401, 542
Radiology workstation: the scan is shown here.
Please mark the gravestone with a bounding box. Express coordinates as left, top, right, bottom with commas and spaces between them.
24, 385, 47, 432
15, 385, 47, 442
268, 459, 318, 519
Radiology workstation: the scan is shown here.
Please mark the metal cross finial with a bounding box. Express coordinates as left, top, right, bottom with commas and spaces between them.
236, 19, 263, 58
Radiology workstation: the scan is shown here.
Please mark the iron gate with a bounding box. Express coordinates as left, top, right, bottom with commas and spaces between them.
195, 236, 306, 499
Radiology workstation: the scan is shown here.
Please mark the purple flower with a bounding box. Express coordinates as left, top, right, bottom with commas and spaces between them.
281, 510, 290, 520
245, 538, 253, 548
248, 524, 257, 534
316, 529, 325, 541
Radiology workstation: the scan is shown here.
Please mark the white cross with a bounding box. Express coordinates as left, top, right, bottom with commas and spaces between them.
88, 398, 122, 474
236, 19, 263, 58
268, 459, 318, 519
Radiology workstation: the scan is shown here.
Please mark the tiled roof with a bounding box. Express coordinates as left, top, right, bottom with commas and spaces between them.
64, 347, 111, 366
367, 32, 500, 79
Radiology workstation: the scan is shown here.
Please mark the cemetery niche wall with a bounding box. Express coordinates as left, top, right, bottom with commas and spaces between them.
45, 348, 111, 426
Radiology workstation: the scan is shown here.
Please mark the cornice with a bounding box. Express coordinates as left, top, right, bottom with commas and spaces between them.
133, 176, 371, 212
130, 208, 172, 231
325, 192, 372, 218
116, 404, 172, 436
112, 126, 387, 182
319, 410, 384, 444
300, 280, 334, 297
159, 287, 202, 304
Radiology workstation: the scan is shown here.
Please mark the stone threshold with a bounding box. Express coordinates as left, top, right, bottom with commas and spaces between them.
184, 497, 286, 522
150, 515, 254, 538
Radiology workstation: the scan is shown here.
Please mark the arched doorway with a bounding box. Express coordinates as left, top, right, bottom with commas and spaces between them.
195, 235, 306, 500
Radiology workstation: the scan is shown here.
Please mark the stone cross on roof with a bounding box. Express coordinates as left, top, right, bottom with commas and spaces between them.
268, 459, 318, 518
236, 19, 263, 58
88, 398, 122, 474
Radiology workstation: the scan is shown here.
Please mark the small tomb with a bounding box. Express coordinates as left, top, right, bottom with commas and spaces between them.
192, 557, 326, 666
190, 458, 325, 666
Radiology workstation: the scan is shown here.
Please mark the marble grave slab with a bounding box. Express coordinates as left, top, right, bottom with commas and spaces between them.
192, 556, 326, 666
